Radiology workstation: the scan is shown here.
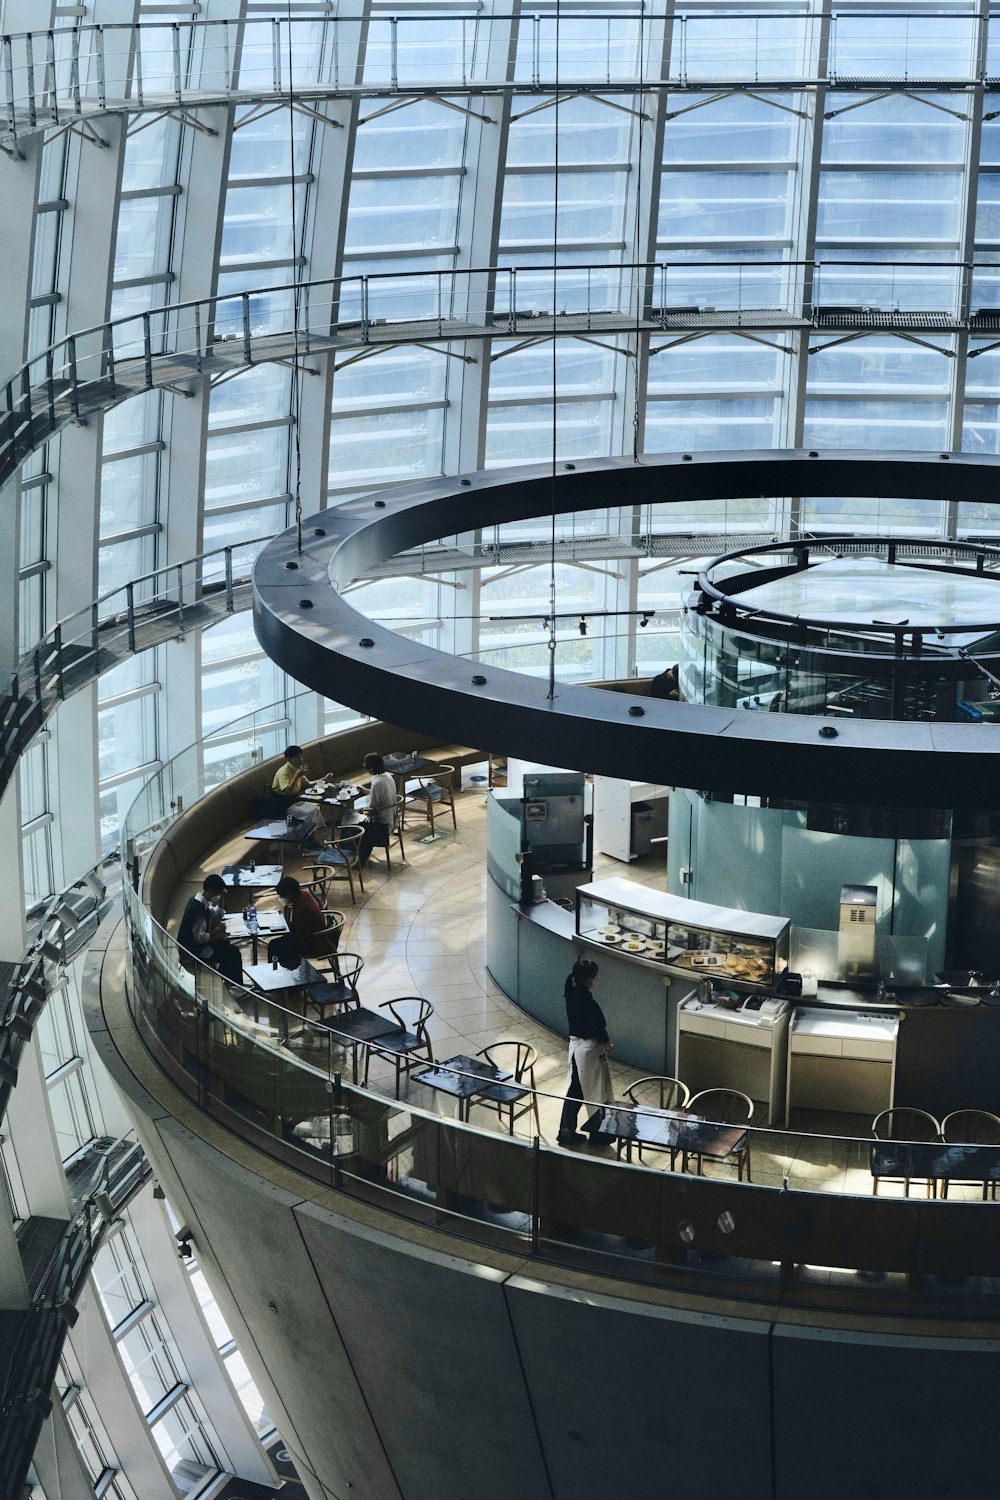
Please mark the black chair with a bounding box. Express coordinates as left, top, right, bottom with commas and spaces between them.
468, 1041, 540, 1135
871, 1107, 941, 1198
367, 795, 407, 872
306, 952, 364, 1021
684, 1088, 755, 1182
364, 997, 434, 1098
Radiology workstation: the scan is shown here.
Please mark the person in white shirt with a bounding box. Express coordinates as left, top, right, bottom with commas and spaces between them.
358, 753, 397, 866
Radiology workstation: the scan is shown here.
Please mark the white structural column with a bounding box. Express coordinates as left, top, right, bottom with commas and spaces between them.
0, 1175, 29, 1307
27, 1400, 99, 1500
166, 1, 242, 586
50, 694, 101, 882
784, 9, 830, 539
157, 18, 243, 763
305, 0, 370, 513
444, 0, 518, 479
4, 1037, 74, 1219
51, 112, 128, 626
605, 14, 669, 678
0, 770, 27, 969
69, 1280, 178, 1500
441, 2, 519, 662
0, 132, 43, 686
947, 0, 990, 501
139, 1189, 278, 1486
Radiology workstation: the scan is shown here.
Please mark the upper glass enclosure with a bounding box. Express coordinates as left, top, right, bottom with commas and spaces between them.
683, 539, 1000, 721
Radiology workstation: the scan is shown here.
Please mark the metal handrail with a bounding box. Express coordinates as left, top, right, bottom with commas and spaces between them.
0, 10, 993, 155
0, 532, 277, 809
0, 255, 983, 402
17, 530, 274, 689
0, 856, 118, 1119
0, 1136, 150, 1499
0, 851, 149, 1500
1, 257, 991, 502
121, 881, 1000, 1307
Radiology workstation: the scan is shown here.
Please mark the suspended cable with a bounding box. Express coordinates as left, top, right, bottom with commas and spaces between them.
632, 4, 645, 464
286, 2, 304, 554
547, 0, 561, 701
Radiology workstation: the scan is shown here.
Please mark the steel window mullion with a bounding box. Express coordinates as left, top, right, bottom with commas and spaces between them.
119, 184, 184, 202
98, 522, 162, 548
99, 760, 163, 794
110, 1298, 156, 1342
93, 1467, 119, 1500
145, 1380, 190, 1428
45, 1055, 85, 1087
98, 683, 162, 712
102, 440, 166, 463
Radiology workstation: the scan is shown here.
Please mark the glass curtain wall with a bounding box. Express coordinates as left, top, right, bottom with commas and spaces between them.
19, 0, 990, 714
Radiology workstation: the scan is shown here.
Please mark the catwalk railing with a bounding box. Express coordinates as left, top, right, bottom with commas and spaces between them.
3, 256, 997, 496
0, 856, 151, 1499
119, 703, 1000, 1320
3, 11, 1000, 154
0, 534, 274, 804
0, 1135, 150, 1500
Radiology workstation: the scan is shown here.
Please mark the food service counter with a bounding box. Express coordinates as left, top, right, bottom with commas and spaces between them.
488, 875, 790, 1076
486, 870, 1000, 1118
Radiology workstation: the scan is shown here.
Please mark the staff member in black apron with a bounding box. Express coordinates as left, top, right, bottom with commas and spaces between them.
557, 959, 614, 1146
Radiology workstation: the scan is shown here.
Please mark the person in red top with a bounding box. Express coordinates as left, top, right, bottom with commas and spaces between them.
267, 875, 328, 967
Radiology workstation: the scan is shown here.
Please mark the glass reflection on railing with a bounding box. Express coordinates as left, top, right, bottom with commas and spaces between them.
119, 902, 1000, 1300
116, 698, 1000, 1301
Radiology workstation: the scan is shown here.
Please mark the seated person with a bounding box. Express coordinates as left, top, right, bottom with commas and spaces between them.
267, 875, 330, 968
649, 664, 680, 701
177, 874, 243, 986
272, 744, 326, 852
358, 752, 397, 867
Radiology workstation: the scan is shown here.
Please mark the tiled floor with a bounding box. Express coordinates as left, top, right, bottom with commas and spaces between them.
181, 777, 989, 1201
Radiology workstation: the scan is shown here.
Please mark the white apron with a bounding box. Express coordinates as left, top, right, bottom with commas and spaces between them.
567, 1036, 612, 1109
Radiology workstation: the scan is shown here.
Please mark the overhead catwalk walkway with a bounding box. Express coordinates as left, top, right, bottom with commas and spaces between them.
4, 11, 1000, 157
4, 257, 997, 494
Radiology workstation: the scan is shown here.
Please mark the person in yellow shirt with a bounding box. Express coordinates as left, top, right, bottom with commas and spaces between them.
272, 744, 326, 851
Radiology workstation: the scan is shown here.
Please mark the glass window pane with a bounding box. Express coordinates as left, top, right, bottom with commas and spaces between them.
114, 194, 175, 281
100, 451, 159, 536
47, 1070, 97, 1161
204, 428, 288, 509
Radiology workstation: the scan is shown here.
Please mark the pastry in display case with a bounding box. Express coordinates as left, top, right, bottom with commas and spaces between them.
576, 877, 790, 990
578, 888, 667, 954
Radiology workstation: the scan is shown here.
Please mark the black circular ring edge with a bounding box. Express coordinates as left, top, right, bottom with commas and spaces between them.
253, 450, 1000, 809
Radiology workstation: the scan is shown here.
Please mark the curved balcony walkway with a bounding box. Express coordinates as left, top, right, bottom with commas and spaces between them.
3, 15, 997, 156
173, 779, 912, 1200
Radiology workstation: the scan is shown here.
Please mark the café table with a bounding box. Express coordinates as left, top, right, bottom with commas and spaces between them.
382, 752, 438, 794
316, 1006, 407, 1083
596, 1100, 749, 1171
244, 820, 314, 858
222, 863, 283, 889
412, 1054, 513, 1121
223, 909, 288, 965
870, 1140, 1000, 1199
243, 959, 326, 1040
299, 781, 363, 829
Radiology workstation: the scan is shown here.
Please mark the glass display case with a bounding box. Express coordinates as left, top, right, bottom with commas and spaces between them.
576, 877, 790, 990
